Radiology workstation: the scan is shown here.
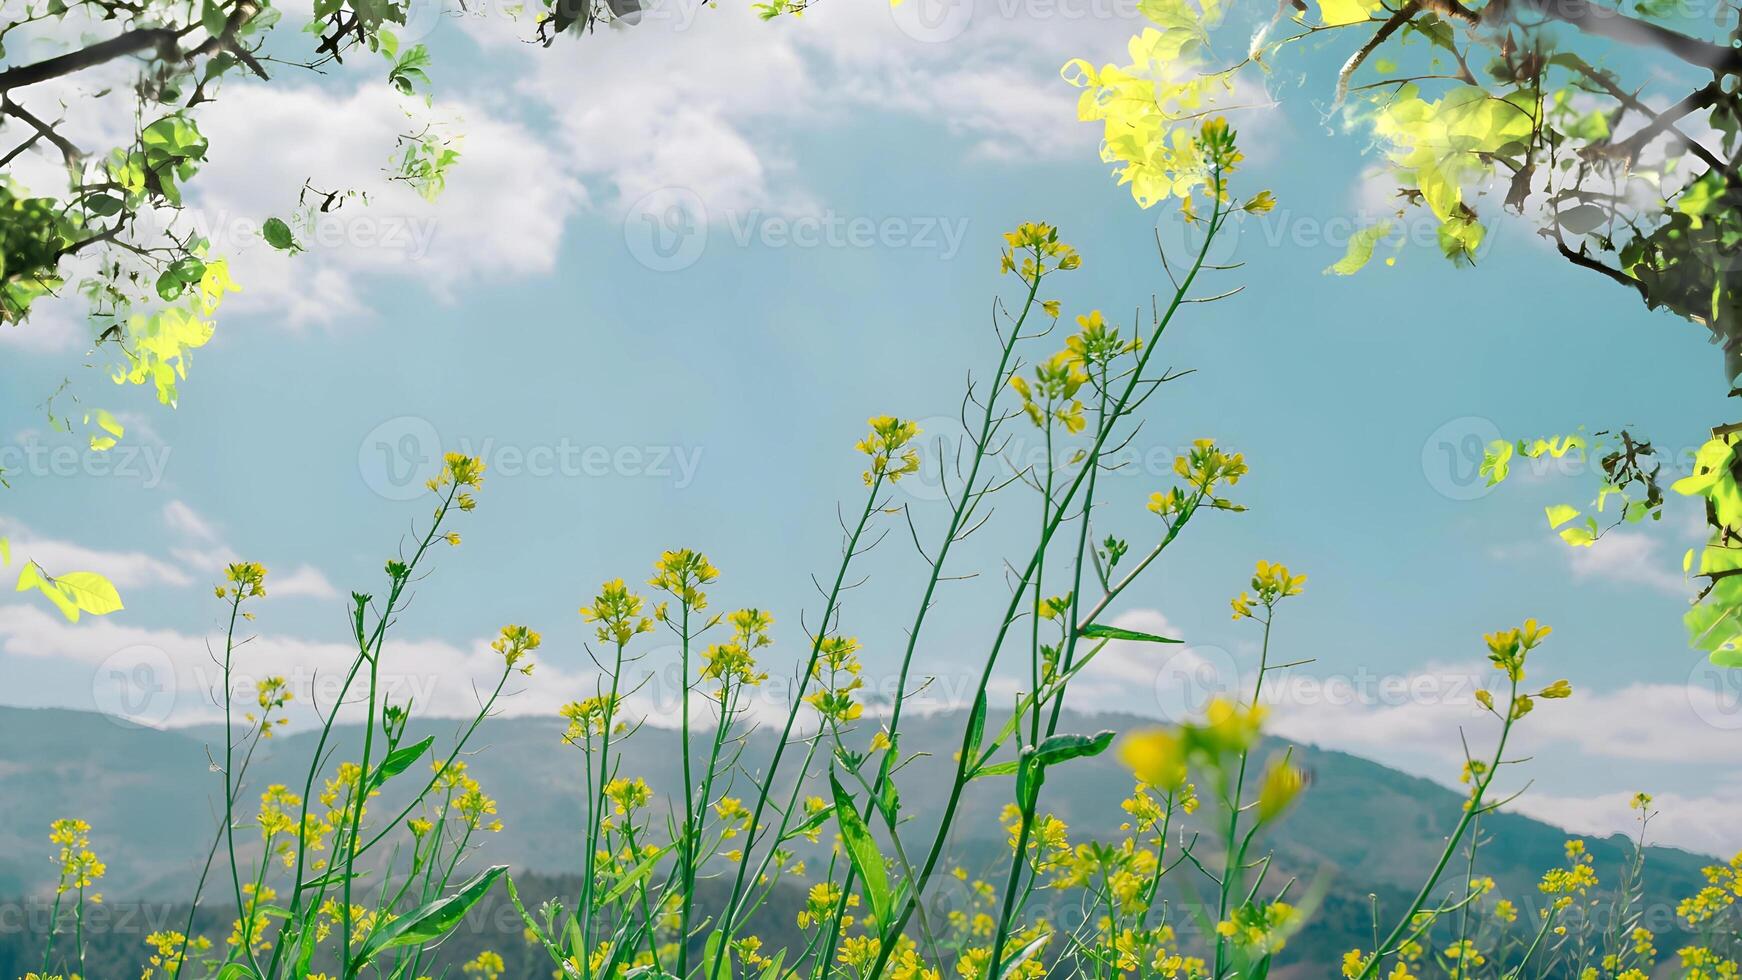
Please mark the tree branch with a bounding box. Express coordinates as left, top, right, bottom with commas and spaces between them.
1, 96, 82, 162
0, 27, 180, 93
1612, 80, 1723, 165
1567, 61, 1727, 173
1336, 2, 1420, 106
1514, 0, 1742, 74
1555, 239, 1647, 299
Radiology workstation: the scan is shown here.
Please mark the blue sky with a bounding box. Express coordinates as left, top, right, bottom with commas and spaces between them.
2, 0, 1738, 853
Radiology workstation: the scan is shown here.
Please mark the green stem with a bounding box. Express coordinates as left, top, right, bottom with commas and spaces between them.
866, 190, 1230, 980
707, 475, 884, 980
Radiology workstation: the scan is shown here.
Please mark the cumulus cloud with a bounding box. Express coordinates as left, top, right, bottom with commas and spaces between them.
163, 500, 221, 543
156, 500, 338, 600
271, 564, 342, 600
1512, 787, 1742, 860
3, 0, 1281, 332
1566, 529, 1690, 596
0, 303, 85, 354
1263, 656, 1742, 766
0, 517, 191, 589
0, 602, 555, 725
459, 0, 1256, 225
188, 82, 585, 326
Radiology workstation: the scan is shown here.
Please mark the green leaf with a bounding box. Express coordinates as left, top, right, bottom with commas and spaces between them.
829, 771, 892, 930
290, 921, 316, 980
169, 256, 207, 283
1326, 221, 1393, 276
1557, 203, 1607, 235
995, 932, 1051, 978
1544, 503, 1580, 529
294, 867, 363, 892
1480, 440, 1514, 486
86, 409, 124, 451
17, 563, 80, 621
202, 0, 229, 37
350, 864, 505, 970
1558, 518, 1598, 548
367, 735, 433, 791
155, 269, 188, 302
599, 841, 673, 905
702, 929, 736, 980
1078, 623, 1181, 644
876, 777, 900, 825
780, 802, 835, 842
56, 571, 124, 616
964, 689, 988, 765
1315, 0, 1379, 25
262, 217, 299, 252
755, 949, 788, 980
1015, 746, 1043, 811
1711, 648, 1742, 668
1031, 730, 1117, 768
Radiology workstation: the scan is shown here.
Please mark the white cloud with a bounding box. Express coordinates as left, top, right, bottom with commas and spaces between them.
478, 0, 1223, 225
0, 518, 191, 589
0, 602, 603, 726
1264, 657, 1742, 767
1080, 608, 1742, 854
163, 501, 221, 543
3, 0, 1277, 334
1566, 529, 1690, 596
185, 82, 584, 326
157, 501, 339, 600
271, 564, 340, 600
1511, 787, 1742, 860
1070, 608, 1248, 720
0, 303, 85, 354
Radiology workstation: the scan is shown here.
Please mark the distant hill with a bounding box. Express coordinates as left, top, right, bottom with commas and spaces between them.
0, 704, 1718, 976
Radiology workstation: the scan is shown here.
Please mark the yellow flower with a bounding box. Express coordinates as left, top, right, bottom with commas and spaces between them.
856, 415, 922, 485
219, 561, 268, 600
605, 777, 653, 814
434, 452, 486, 490
1247, 560, 1306, 607
48, 818, 105, 894
1255, 756, 1307, 822
649, 548, 719, 609
579, 578, 654, 645
490, 623, 541, 675
998, 222, 1080, 282
462, 950, 505, 980
1119, 729, 1187, 790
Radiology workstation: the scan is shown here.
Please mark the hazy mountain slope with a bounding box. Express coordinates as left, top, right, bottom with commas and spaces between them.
0, 704, 1721, 975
